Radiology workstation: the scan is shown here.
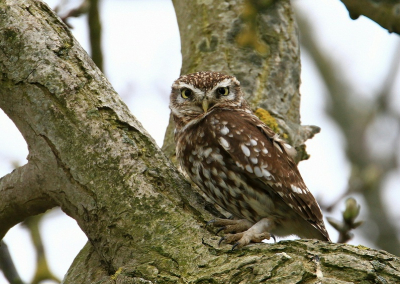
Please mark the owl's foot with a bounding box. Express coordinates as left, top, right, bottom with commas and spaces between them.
207, 218, 253, 234
217, 218, 273, 249
220, 231, 271, 249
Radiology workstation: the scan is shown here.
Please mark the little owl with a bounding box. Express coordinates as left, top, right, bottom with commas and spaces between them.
170, 71, 330, 248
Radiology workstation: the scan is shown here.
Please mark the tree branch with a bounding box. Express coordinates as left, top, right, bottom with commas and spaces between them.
0, 162, 57, 239
340, 0, 400, 35
88, 0, 103, 71
0, 241, 24, 284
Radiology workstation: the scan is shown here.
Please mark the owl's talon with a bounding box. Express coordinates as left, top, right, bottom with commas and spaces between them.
206, 219, 215, 227
231, 243, 239, 251
218, 236, 226, 246
271, 234, 277, 243
216, 226, 226, 235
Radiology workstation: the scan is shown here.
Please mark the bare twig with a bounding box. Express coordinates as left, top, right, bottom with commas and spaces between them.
0, 241, 24, 284
327, 198, 363, 243
23, 215, 61, 284
87, 0, 103, 71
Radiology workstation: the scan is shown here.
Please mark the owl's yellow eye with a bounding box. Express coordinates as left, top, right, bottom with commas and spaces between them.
217, 87, 229, 96
181, 88, 192, 99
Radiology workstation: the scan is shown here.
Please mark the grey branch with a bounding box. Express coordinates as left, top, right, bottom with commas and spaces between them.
340, 0, 400, 35
0, 162, 57, 240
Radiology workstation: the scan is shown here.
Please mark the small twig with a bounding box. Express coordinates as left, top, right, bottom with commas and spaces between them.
0, 241, 24, 284
56, 0, 90, 29
23, 215, 61, 284
327, 198, 363, 243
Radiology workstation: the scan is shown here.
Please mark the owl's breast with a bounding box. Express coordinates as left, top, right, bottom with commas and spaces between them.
175, 110, 282, 222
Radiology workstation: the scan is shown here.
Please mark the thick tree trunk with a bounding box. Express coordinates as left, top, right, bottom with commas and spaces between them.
0, 0, 400, 283
163, 0, 320, 162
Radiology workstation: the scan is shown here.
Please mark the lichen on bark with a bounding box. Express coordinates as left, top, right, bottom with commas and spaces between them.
163, 0, 320, 160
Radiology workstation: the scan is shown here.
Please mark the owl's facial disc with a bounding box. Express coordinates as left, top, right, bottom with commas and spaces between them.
170, 74, 242, 121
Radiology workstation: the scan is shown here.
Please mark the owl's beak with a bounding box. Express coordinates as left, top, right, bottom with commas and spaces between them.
202, 99, 209, 113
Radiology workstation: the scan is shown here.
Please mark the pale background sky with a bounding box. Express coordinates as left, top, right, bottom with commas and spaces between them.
0, 0, 399, 282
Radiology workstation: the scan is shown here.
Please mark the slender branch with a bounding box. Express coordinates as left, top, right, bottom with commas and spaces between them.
57, 0, 89, 29
0, 241, 24, 284
0, 162, 57, 240
88, 0, 103, 71
23, 215, 61, 284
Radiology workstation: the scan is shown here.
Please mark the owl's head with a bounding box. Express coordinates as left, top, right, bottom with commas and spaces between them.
170, 71, 248, 128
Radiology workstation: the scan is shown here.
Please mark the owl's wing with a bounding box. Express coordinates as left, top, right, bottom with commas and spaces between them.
212, 110, 329, 240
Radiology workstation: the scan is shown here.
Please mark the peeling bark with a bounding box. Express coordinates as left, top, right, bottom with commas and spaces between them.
1, 0, 400, 283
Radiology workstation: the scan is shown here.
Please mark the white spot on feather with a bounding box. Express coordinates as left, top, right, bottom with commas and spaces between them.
236, 161, 244, 169
291, 185, 303, 194
220, 126, 229, 135
245, 165, 253, 173
250, 157, 258, 164
262, 169, 271, 178
241, 145, 251, 157
250, 139, 257, 146
219, 137, 230, 150
254, 166, 263, 177
211, 152, 225, 165
203, 147, 212, 158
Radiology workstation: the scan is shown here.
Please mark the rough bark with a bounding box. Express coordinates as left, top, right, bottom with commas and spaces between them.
163, 0, 320, 162
0, 0, 400, 283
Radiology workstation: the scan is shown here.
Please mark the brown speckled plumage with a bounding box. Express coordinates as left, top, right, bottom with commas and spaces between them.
170, 71, 330, 247
177, 72, 234, 91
